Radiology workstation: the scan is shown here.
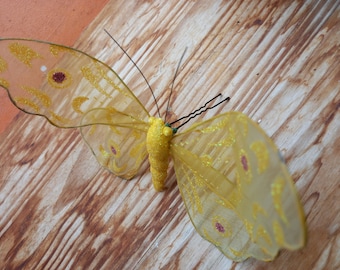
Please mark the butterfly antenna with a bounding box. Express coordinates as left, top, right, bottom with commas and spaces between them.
104, 29, 161, 117
165, 47, 188, 123
171, 94, 230, 130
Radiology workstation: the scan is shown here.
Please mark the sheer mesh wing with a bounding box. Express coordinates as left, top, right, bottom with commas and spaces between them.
171, 112, 306, 261
80, 108, 149, 179
0, 38, 150, 178
0, 38, 149, 127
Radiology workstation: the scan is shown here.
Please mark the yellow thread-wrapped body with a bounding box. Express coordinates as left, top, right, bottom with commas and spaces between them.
146, 117, 173, 191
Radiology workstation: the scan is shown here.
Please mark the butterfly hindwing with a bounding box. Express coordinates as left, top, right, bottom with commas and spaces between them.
171, 112, 306, 261
80, 108, 149, 179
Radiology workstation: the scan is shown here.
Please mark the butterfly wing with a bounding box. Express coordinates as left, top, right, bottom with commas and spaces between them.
0, 38, 150, 178
80, 107, 149, 179
171, 112, 306, 261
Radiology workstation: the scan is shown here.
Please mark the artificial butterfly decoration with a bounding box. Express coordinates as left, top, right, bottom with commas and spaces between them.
0, 38, 306, 261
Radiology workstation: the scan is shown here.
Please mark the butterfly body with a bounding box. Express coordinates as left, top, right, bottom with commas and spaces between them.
0, 38, 306, 261
146, 117, 174, 191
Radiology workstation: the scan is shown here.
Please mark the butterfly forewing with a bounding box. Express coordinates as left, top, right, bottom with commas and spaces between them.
171, 112, 306, 261
0, 38, 149, 127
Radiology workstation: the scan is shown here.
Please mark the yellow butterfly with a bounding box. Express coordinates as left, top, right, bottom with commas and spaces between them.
0, 38, 306, 261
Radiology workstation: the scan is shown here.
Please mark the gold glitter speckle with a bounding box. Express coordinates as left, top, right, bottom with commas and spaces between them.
9, 42, 42, 67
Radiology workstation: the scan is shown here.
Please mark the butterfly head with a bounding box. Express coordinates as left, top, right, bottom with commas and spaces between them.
148, 117, 176, 138
165, 123, 178, 134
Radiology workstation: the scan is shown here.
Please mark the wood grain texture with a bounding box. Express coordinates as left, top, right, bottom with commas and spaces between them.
0, 0, 339, 269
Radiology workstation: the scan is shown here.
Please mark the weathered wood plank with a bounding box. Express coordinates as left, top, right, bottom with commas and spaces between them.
0, 0, 339, 269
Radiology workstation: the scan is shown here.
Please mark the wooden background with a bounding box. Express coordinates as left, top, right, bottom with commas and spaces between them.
0, 0, 339, 269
